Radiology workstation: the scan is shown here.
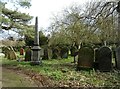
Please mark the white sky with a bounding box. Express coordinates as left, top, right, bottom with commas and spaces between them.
22, 0, 90, 29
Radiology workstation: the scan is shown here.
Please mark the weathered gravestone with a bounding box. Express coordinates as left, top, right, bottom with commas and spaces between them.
115, 46, 120, 70
20, 47, 24, 55
42, 47, 52, 60
60, 46, 69, 59
97, 46, 112, 72
25, 46, 31, 61
77, 46, 94, 70
3, 46, 17, 60
52, 46, 61, 59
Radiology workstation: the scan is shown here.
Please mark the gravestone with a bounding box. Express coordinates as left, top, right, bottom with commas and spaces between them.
20, 47, 24, 55
60, 46, 69, 59
25, 46, 31, 61
52, 46, 61, 59
77, 46, 94, 70
97, 46, 112, 72
115, 46, 120, 70
42, 47, 52, 60
9, 50, 17, 60
3, 46, 17, 60
40, 48, 44, 59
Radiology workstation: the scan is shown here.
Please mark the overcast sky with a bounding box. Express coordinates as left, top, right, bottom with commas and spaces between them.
28, 0, 90, 28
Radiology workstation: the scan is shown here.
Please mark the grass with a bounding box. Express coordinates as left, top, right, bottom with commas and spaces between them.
2, 56, 120, 87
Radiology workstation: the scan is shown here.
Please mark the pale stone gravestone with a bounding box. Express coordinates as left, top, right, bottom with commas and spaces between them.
42, 47, 52, 60
40, 48, 44, 59
97, 46, 112, 72
115, 46, 120, 70
77, 46, 94, 70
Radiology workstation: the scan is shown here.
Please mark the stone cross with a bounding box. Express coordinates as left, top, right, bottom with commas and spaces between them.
31, 17, 41, 65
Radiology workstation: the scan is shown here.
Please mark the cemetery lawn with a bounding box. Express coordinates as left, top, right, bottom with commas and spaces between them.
2, 57, 120, 87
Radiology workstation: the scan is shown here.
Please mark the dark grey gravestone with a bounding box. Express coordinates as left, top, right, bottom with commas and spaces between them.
52, 46, 61, 59
115, 46, 120, 70
77, 46, 94, 70
25, 47, 31, 61
31, 17, 41, 65
97, 46, 112, 72
60, 46, 69, 59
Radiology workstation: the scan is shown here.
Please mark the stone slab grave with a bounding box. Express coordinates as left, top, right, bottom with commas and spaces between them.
115, 46, 120, 70
97, 46, 112, 72
77, 46, 94, 70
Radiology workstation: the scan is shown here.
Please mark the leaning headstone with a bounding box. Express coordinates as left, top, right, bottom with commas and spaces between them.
115, 46, 120, 70
77, 46, 94, 70
97, 46, 112, 72
9, 50, 17, 60
25, 46, 32, 61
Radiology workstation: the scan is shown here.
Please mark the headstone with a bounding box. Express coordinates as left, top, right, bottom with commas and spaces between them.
3, 47, 17, 60
60, 46, 69, 59
40, 48, 44, 59
97, 46, 112, 72
52, 46, 61, 59
25, 46, 32, 61
77, 46, 94, 70
115, 46, 120, 70
20, 48, 24, 55
42, 48, 48, 60
9, 50, 17, 60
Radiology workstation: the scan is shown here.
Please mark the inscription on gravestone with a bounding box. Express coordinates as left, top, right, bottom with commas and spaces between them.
97, 46, 112, 72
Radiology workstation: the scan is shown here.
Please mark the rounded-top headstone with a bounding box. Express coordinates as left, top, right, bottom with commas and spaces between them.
97, 46, 112, 72
77, 46, 94, 70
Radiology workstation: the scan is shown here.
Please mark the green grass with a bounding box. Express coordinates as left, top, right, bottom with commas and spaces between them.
2, 56, 120, 87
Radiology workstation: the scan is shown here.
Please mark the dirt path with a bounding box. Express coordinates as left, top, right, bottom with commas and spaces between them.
2, 67, 38, 87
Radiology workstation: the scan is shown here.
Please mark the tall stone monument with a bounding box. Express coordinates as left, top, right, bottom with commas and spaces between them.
31, 17, 41, 65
